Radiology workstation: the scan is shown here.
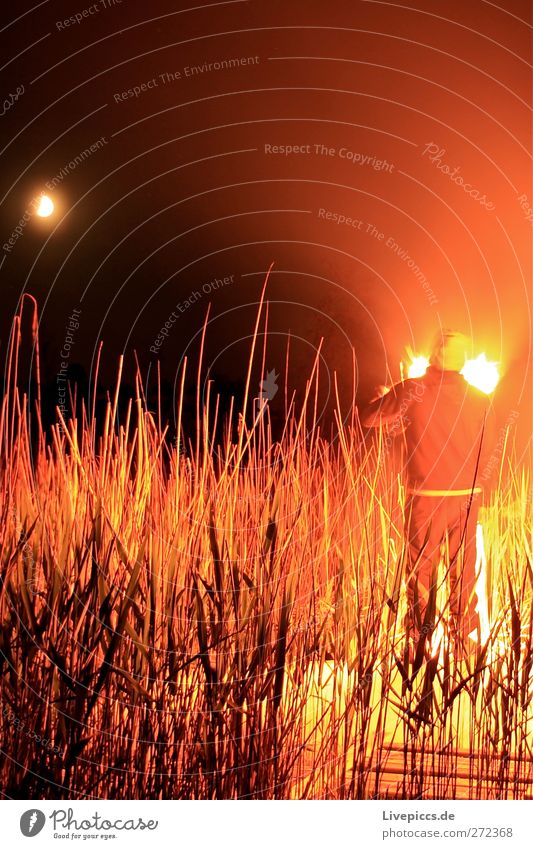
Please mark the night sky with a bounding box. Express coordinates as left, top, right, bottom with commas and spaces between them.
1, 0, 531, 447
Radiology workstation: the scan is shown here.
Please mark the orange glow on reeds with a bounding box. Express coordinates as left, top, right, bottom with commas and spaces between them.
0, 294, 530, 800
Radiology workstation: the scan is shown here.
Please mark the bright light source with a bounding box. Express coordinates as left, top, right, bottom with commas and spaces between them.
407, 355, 429, 379
35, 194, 54, 217
475, 522, 490, 643
461, 354, 500, 395
405, 351, 499, 394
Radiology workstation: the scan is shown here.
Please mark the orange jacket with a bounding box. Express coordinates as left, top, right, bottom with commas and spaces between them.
360, 366, 497, 493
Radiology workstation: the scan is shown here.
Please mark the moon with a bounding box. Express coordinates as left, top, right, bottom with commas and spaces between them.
35, 194, 54, 217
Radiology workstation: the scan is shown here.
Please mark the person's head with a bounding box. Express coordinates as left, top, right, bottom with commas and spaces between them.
429, 329, 471, 372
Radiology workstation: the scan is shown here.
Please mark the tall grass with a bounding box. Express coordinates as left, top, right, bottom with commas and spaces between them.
0, 295, 531, 799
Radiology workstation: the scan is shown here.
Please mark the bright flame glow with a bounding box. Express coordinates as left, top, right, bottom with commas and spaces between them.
461, 354, 500, 395
407, 355, 430, 379
405, 351, 499, 394
475, 522, 490, 643
35, 194, 54, 217
430, 621, 445, 658
474, 522, 509, 658
430, 523, 490, 659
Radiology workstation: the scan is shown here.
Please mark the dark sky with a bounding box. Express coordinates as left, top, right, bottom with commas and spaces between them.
1, 0, 531, 445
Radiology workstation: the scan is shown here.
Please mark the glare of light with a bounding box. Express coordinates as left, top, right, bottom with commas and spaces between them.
474, 522, 509, 658
430, 620, 445, 658
405, 351, 499, 394
429, 524, 489, 660
475, 522, 490, 643
407, 355, 429, 379
35, 194, 54, 217
461, 354, 500, 395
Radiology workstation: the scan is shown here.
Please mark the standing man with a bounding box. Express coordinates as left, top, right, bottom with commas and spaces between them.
360, 330, 496, 654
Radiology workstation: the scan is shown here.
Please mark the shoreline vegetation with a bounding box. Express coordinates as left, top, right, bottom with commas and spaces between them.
1, 294, 531, 799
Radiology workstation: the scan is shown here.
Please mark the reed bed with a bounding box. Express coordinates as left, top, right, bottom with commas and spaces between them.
0, 297, 531, 799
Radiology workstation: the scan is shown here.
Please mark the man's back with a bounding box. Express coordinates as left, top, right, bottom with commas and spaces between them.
361, 366, 494, 492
